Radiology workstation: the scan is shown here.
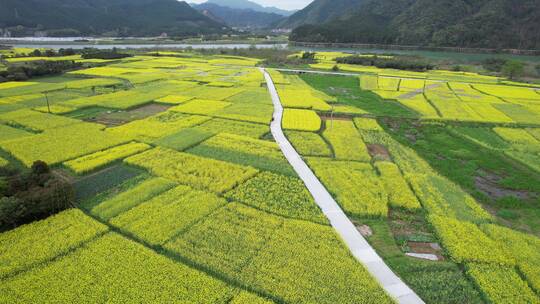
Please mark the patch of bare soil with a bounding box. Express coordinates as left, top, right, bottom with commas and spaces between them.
475, 169, 535, 200
408, 242, 441, 254
367, 144, 392, 161
85, 103, 172, 127
355, 224, 373, 237
407, 242, 444, 260
130, 103, 171, 115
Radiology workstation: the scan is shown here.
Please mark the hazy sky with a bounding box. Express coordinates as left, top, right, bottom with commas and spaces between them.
189, 0, 313, 10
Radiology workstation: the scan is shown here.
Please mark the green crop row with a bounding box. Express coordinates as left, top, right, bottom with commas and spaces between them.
0, 124, 32, 143
225, 172, 327, 224
0, 233, 244, 303
428, 215, 513, 265
106, 112, 211, 143
285, 130, 332, 157
482, 224, 540, 294
308, 158, 388, 218
125, 147, 258, 193
64, 142, 151, 174
465, 263, 539, 304
1, 123, 130, 167
375, 161, 421, 210
0, 209, 107, 278
164, 203, 283, 276
90, 177, 176, 220
282, 108, 322, 132
111, 185, 227, 245
323, 120, 371, 162
188, 133, 294, 176
196, 118, 269, 139
241, 218, 393, 303
0, 109, 85, 131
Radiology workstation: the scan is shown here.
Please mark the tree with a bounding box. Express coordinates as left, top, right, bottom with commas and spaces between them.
30, 49, 42, 57
501, 60, 524, 80
31, 160, 50, 175
302, 52, 316, 60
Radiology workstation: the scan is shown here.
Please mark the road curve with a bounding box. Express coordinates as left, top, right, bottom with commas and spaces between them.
261, 68, 424, 304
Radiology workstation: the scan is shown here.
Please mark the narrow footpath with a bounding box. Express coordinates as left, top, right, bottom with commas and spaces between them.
261, 68, 424, 304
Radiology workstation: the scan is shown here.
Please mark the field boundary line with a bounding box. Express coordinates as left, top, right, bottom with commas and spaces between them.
262, 67, 425, 304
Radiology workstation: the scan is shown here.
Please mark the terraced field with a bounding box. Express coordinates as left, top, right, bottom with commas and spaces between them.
0, 50, 539, 304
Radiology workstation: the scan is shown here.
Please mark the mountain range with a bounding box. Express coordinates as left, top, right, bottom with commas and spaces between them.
286, 0, 540, 49
192, 2, 285, 29
202, 0, 296, 17
0, 0, 225, 37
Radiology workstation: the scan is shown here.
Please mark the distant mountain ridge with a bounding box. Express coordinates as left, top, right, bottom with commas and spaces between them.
287, 0, 540, 49
0, 0, 226, 37
204, 0, 296, 16
193, 2, 285, 29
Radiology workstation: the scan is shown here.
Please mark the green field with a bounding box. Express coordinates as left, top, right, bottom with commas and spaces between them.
1, 50, 539, 303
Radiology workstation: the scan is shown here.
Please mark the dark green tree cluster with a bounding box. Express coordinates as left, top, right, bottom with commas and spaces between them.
0, 60, 82, 81
0, 161, 74, 232
336, 55, 434, 71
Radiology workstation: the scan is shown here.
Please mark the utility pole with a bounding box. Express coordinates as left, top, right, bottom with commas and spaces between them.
44, 91, 51, 113
330, 105, 334, 130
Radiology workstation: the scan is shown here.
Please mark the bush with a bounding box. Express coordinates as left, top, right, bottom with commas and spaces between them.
501, 60, 524, 80
482, 58, 507, 72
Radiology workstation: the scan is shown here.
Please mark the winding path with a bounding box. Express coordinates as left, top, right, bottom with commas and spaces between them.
261, 68, 424, 304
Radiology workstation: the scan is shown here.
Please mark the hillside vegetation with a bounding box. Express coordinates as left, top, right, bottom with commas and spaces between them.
288, 0, 540, 49
0, 0, 225, 37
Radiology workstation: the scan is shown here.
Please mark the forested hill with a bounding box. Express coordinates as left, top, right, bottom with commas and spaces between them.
0, 0, 226, 37
276, 0, 365, 29
288, 0, 540, 50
